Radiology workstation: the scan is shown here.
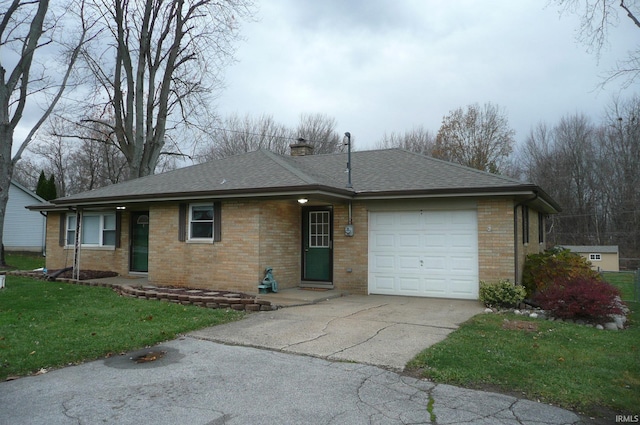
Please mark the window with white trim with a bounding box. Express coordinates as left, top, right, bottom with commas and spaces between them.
66, 213, 116, 246
589, 253, 602, 261
189, 203, 214, 240
309, 211, 330, 248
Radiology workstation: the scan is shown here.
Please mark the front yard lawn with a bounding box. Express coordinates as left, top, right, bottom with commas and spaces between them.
406, 301, 640, 418
0, 276, 244, 380
1, 252, 45, 271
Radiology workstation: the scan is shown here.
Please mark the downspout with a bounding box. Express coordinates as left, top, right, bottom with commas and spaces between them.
39, 211, 47, 257
513, 193, 538, 284
72, 208, 82, 281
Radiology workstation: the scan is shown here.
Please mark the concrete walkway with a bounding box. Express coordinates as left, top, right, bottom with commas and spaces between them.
191, 293, 485, 371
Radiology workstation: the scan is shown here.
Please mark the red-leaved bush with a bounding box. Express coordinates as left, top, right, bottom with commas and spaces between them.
533, 276, 623, 323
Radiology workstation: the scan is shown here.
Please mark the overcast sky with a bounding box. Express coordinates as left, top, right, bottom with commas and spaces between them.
214, 0, 638, 151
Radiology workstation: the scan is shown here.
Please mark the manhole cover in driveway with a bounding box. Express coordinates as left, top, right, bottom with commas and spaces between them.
104, 346, 184, 369
133, 351, 166, 363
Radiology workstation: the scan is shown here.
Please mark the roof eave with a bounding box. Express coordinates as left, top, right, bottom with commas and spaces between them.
354, 185, 561, 213
48, 184, 354, 208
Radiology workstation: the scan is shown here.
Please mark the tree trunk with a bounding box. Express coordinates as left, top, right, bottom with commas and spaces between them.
0, 124, 14, 267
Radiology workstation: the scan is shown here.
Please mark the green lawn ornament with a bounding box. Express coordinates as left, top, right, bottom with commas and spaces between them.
259, 267, 278, 293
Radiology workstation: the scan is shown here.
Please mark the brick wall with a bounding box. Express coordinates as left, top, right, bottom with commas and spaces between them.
477, 199, 516, 283
44, 196, 547, 294
333, 202, 368, 294
258, 200, 300, 290
149, 201, 262, 293
477, 199, 547, 284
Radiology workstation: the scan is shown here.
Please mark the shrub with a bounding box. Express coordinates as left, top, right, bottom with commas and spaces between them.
479, 279, 527, 308
522, 247, 601, 296
533, 276, 623, 323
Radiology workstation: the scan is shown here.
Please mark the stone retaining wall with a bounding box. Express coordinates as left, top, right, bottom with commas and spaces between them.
7, 271, 274, 312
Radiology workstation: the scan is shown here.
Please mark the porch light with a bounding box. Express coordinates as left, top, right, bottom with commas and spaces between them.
116, 206, 126, 210
297, 198, 308, 204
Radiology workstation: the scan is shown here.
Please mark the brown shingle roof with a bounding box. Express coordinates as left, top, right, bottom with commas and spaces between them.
51, 149, 560, 211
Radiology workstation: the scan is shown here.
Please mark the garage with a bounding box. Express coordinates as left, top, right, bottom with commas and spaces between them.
368, 209, 479, 299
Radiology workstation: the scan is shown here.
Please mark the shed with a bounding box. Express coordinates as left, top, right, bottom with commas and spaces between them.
561, 245, 620, 272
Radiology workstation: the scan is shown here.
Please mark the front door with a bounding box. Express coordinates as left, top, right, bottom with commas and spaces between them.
302, 207, 333, 284
130, 211, 149, 273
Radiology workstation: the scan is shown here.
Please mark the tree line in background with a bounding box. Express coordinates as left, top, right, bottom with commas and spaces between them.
517, 96, 640, 268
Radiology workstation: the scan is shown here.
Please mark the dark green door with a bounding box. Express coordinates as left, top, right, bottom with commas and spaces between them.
302, 207, 332, 282
130, 212, 149, 272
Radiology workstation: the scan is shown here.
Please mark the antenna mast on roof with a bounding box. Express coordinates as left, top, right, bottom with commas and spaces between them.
343, 132, 352, 188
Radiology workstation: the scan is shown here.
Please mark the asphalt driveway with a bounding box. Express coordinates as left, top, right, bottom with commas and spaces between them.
190, 293, 485, 370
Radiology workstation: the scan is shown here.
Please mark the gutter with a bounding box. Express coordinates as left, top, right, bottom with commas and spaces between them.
43, 185, 355, 208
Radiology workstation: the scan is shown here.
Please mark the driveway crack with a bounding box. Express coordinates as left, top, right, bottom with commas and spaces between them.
282, 303, 389, 350
329, 323, 396, 357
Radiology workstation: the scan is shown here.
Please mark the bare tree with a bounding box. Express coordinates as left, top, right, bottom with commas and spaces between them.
28, 129, 74, 197
295, 113, 344, 154
197, 112, 346, 160
554, 114, 600, 242
79, 0, 254, 179
434, 102, 515, 173
198, 113, 292, 161
22, 115, 130, 196
0, 0, 91, 266
376, 126, 435, 155
598, 96, 640, 258
554, 0, 640, 87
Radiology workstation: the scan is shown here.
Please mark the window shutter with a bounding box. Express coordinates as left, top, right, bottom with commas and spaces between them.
178, 203, 187, 241
213, 201, 222, 242
115, 210, 122, 248
59, 213, 66, 246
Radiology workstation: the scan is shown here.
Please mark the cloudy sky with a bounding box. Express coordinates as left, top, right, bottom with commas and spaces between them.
214, 0, 637, 151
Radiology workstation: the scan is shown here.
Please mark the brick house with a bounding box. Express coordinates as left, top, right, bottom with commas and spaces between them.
31, 146, 560, 300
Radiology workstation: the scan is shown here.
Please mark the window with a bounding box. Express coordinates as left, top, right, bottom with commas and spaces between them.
522, 205, 530, 245
189, 203, 214, 240
538, 213, 545, 244
589, 253, 602, 261
309, 211, 330, 248
66, 213, 117, 246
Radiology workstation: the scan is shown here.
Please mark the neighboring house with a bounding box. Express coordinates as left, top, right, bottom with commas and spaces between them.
561, 245, 620, 272
30, 146, 560, 300
4, 180, 46, 253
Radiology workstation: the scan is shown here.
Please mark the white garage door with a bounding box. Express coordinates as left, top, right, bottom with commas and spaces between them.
368, 210, 479, 299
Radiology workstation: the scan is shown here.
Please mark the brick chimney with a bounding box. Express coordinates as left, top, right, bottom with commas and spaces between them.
289, 141, 314, 156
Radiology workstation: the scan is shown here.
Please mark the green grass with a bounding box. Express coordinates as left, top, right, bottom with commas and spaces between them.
2, 252, 45, 271
0, 276, 244, 380
407, 302, 640, 417
602, 271, 638, 302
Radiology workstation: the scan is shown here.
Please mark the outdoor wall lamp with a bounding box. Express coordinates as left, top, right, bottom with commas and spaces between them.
297, 198, 308, 204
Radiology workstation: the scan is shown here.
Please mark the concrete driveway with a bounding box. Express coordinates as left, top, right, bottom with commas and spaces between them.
190, 293, 485, 370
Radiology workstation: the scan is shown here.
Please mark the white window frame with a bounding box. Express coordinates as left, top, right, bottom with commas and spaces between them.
188, 203, 214, 242
589, 253, 602, 261
66, 212, 116, 247
308, 210, 331, 248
